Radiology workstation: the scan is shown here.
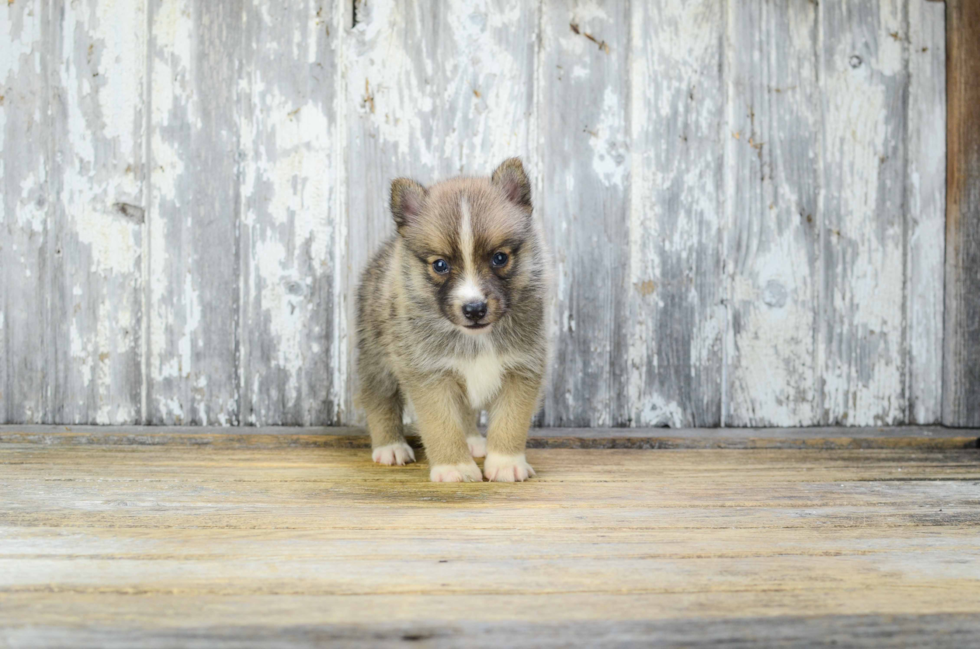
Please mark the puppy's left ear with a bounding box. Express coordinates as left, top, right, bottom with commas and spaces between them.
491, 157, 532, 212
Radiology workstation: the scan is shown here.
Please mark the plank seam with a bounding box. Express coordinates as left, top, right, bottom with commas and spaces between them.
42, 0, 57, 423
814, 0, 827, 425
140, 0, 153, 425
720, 0, 733, 428
333, 0, 350, 426
235, 0, 247, 426
901, 0, 912, 423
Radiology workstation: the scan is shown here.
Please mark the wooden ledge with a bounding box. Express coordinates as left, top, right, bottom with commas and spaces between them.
0, 425, 977, 451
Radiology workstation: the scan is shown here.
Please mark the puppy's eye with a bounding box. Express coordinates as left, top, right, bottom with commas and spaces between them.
491, 252, 509, 268
432, 259, 450, 274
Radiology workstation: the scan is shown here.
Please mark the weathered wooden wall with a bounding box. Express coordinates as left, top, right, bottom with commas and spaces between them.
1, 0, 958, 427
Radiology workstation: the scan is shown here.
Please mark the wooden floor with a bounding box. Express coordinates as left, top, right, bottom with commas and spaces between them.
1, 428, 979, 647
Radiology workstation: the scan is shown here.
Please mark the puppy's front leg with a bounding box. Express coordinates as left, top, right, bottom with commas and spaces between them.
406, 375, 482, 483
484, 371, 542, 482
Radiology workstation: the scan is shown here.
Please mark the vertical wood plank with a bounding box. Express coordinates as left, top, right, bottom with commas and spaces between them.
819, 0, 908, 426
725, 1, 820, 426
905, 0, 945, 424
239, 1, 343, 425
433, 1, 538, 174
0, 1, 48, 423
539, 0, 630, 427
943, 0, 980, 427
48, 0, 146, 423
344, 0, 537, 423
146, 0, 242, 425
629, 0, 724, 427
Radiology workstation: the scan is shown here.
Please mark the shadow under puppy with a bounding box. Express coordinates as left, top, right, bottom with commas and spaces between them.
356, 158, 550, 482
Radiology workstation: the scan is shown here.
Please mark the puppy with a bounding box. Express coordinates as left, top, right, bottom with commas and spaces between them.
356, 158, 549, 482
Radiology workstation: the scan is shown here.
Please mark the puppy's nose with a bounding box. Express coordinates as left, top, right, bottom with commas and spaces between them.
462, 301, 488, 322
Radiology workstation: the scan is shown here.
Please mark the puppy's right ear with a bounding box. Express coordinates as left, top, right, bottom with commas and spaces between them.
390, 178, 427, 233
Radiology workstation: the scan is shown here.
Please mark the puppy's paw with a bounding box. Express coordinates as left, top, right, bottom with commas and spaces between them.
372, 442, 416, 466
483, 452, 535, 482
430, 461, 483, 483
467, 435, 487, 458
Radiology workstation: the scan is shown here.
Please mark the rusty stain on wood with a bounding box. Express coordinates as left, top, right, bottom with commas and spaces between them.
569, 22, 609, 54
635, 280, 656, 296
362, 78, 375, 114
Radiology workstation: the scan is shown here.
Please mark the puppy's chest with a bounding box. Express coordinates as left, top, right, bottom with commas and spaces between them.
452, 352, 509, 408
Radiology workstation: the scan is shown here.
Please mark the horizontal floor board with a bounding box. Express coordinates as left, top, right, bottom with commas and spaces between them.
5, 614, 980, 649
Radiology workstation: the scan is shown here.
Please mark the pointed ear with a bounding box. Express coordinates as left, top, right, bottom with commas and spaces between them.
491, 157, 532, 211
390, 178, 428, 232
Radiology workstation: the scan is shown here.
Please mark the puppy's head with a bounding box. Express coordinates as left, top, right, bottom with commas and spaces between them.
391, 158, 535, 335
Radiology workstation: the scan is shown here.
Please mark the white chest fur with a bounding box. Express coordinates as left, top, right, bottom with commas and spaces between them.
455, 352, 508, 408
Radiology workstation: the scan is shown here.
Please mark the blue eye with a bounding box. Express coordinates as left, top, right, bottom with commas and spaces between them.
491, 252, 509, 267
432, 259, 450, 274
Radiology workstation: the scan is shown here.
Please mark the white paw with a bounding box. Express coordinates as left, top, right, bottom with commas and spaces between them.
430, 461, 483, 483
372, 442, 416, 466
483, 452, 535, 482
467, 435, 487, 458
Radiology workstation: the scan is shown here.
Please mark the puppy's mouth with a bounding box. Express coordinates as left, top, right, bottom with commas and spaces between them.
462, 322, 492, 332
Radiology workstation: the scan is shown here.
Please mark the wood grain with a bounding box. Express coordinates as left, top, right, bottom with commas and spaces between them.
6, 614, 980, 649
239, 1, 344, 426
628, 0, 724, 428
1, 1, 49, 423
0, 437, 978, 645
943, 0, 980, 427
539, 0, 631, 426
145, 0, 242, 425
725, 0, 820, 426
905, 0, 946, 424
819, 0, 909, 425
49, 0, 146, 424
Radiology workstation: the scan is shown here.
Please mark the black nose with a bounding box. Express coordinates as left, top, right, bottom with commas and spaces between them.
462, 301, 488, 322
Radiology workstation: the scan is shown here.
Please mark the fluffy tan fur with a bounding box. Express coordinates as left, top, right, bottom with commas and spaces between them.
356, 158, 550, 482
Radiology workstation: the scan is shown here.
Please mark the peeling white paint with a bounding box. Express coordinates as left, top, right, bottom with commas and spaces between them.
723, 0, 821, 427
628, 0, 724, 427
236, 1, 344, 426
588, 87, 627, 188
147, 0, 204, 424
636, 392, 685, 429
347, 0, 437, 170
177, 270, 201, 380
821, 0, 908, 425
72, 206, 140, 275
0, 0, 951, 428
904, 0, 946, 424
151, 0, 195, 124
16, 171, 46, 233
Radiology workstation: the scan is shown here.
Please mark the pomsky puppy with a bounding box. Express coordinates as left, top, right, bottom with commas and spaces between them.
356, 158, 549, 482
